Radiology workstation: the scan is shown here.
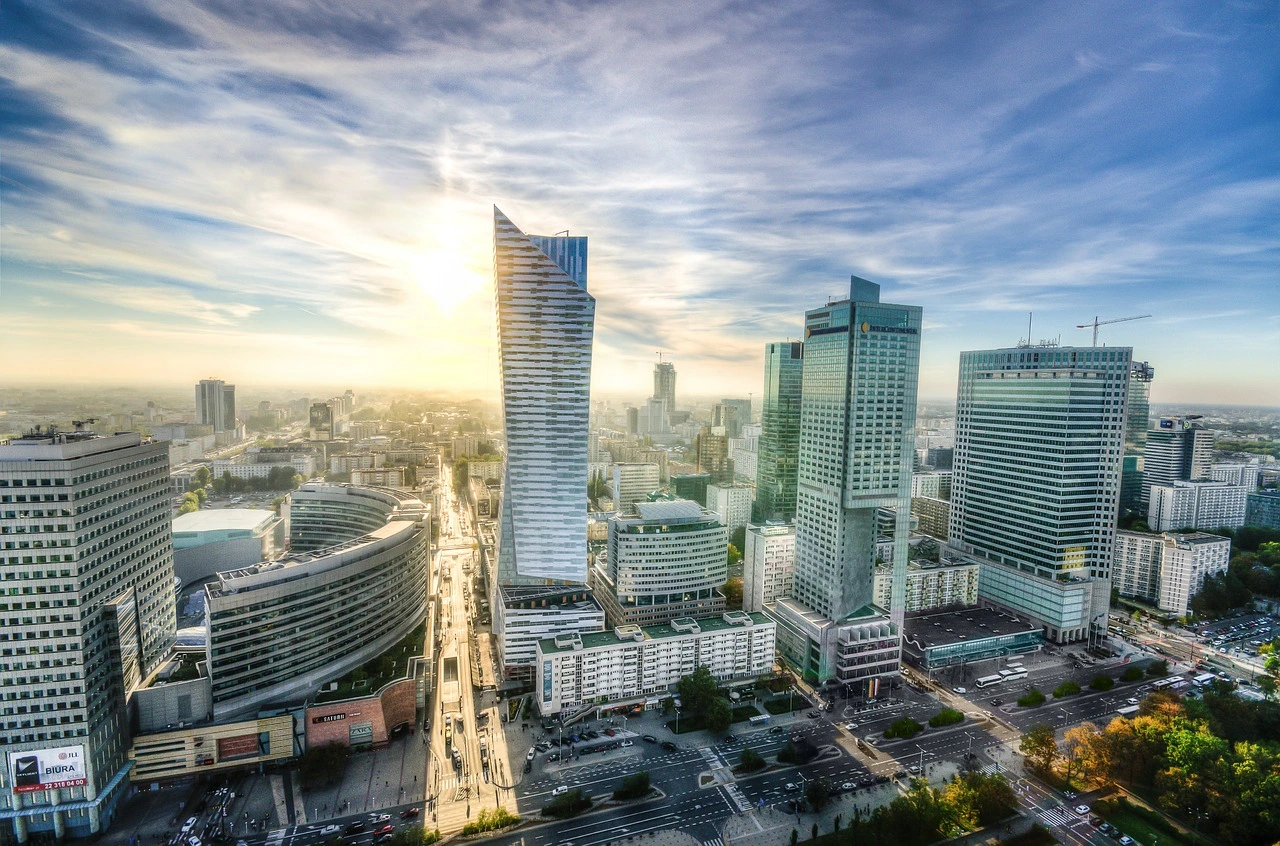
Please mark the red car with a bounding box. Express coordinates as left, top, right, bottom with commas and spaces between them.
400, 808, 421, 819
604, 728, 616, 736
377, 824, 395, 836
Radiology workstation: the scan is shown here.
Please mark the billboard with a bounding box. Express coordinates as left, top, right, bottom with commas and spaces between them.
216, 734, 261, 762
8, 745, 88, 793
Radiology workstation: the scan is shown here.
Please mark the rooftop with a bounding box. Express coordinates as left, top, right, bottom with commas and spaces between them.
538, 610, 771, 655
903, 606, 1041, 650
634, 499, 704, 521
172, 508, 278, 534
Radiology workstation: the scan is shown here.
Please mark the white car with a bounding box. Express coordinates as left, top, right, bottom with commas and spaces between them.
785, 782, 799, 791
1074, 804, 1091, 815
1126, 698, 1139, 706
844, 722, 858, 731
551, 785, 569, 796
620, 739, 634, 747
319, 826, 341, 835
952, 686, 967, 694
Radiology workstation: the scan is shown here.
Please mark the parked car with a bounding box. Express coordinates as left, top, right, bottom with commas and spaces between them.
642, 734, 658, 743
399, 808, 421, 819
319, 826, 340, 835
1118, 836, 1135, 845
952, 686, 968, 694
547, 752, 560, 762
844, 722, 858, 731
806, 709, 821, 718
661, 741, 678, 751
1074, 805, 1091, 815
620, 739, 634, 747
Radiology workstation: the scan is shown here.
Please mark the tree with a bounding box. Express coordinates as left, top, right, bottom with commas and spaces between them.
1147, 659, 1169, 677
805, 777, 832, 812
1121, 666, 1143, 682
613, 772, 651, 800
178, 492, 199, 514
727, 543, 743, 567
731, 525, 747, 550
943, 771, 1017, 828
1020, 724, 1058, 773
738, 747, 765, 773
192, 465, 211, 488
1060, 723, 1097, 785
677, 666, 720, 721
1054, 681, 1083, 697
1017, 688, 1046, 707
453, 459, 469, 495
705, 697, 732, 733
1090, 675, 1115, 691
721, 577, 744, 609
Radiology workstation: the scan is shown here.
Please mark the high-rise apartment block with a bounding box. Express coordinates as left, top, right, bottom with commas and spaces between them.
768, 277, 921, 689
1207, 462, 1260, 490
754, 341, 803, 523
707, 483, 755, 532
1246, 490, 1280, 530
1143, 416, 1213, 506
1, 432, 176, 839
1148, 480, 1248, 531
713, 400, 753, 439
872, 559, 979, 612
948, 344, 1129, 644
195, 378, 236, 433
743, 524, 795, 612
491, 207, 602, 678
592, 500, 728, 626
1113, 530, 1231, 617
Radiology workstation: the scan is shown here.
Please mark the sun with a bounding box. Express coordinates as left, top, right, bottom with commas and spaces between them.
405, 201, 489, 314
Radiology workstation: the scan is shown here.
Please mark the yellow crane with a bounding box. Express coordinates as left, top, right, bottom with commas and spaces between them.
1076, 314, 1151, 346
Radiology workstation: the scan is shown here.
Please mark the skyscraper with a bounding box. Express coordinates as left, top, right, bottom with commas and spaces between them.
195, 378, 236, 433
493, 207, 594, 584
713, 399, 753, 438
1, 431, 176, 839
947, 344, 1130, 644
491, 207, 604, 679
768, 277, 921, 688
1143, 416, 1214, 506
653, 359, 676, 412
754, 341, 803, 523
1120, 361, 1154, 516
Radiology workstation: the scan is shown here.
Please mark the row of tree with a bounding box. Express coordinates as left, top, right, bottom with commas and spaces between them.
1190, 527, 1280, 615
1019, 686, 1280, 845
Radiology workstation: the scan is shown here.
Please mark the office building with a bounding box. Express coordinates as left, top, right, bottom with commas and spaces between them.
695, 429, 735, 486
637, 397, 670, 437
1, 431, 176, 839
754, 341, 803, 523
653, 359, 677, 413
901, 607, 1043, 671
535, 612, 776, 716
948, 344, 1130, 644
309, 402, 334, 441
492, 585, 605, 679
1148, 480, 1248, 532
171, 509, 284, 587
872, 559, 979, 613
768, 277, 921, 688
910, 471, 952, 500
671, 473, 710, 507
743, 524, 795, 612
1143, 417, 1213, 506
285, 482, 428, 552
611, 463, 662, 514
625, 407, 639, 436
730, 423, 760, 484
493, 207, 594, 585
707, 483, 755, 532
195, 378, 236, 433
592, 500, 728, 627
1113, 530, 1231, 617
1246, 490, 1280, 530
713, 399, 753, 439
1120, 362, 1155, 515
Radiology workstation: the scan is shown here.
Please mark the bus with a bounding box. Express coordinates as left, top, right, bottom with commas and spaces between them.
998, 669, 1028, 682
1115, 705, 1140, 718
975, 674, 1004, 689
1005, 661, 1025, 671
1192, 672, 1217, 686
1152, 677, 1178, 690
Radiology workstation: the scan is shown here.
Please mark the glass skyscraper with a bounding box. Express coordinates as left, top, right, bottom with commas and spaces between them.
947, 344, 1130, 644
754, 341, 803, 523
493, 207, 595, 584
1120, 361, 1154, 516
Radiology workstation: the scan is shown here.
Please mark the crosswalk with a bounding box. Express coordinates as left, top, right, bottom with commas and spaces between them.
438, 775, 458, 791
724, 783, 753, 812
980, 762, 1004, 775
1038, 807, 1077, 828
702, 839, 724, 846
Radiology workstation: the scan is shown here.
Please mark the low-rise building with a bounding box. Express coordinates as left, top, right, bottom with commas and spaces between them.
901, 606, 1043, 670
872, 559, 979, 612
330, 452, 386, 473
535, 611, 776, 715
743, 523, 795, 613
171, 508, 285, 587
129, 715, 293, 785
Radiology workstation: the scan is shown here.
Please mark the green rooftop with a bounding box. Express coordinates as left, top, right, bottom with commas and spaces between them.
537, 611, 772, 655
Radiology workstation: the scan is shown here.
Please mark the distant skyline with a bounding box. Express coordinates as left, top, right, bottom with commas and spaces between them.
2, 2, 1278, 405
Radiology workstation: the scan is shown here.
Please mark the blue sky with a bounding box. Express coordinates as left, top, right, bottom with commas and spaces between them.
1, 1, 1277, 404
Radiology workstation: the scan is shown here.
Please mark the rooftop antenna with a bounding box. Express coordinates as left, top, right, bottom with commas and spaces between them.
1076, 314, 1152, 346
1026, 312, 1033, 346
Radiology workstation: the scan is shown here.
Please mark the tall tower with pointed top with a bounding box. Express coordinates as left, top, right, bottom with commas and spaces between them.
493, 207, 595, 585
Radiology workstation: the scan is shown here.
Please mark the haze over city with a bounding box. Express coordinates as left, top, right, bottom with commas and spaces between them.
2, 1, 1278, 404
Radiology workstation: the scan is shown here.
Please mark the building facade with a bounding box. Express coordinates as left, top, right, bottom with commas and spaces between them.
285, 483, 427, 552
754, 341, 803, 523
872, 559, 979, 612
1148, 481, 1248, 532
948, 344, 1129, 644
671, 473, 710, 507
653, 360, 677, 413
493, 585, 605, 679
1, 432, 176, 839
1246, 490, 1280, 530
1120, 361, 1155, 516
171, 508, 285, 587
768, 277, 921, 688
1143, 417, 1213, 506
1113, 529, 1232, 616
195, 378, 237, 433
695, 430, 735, 486
493, 207, 595, 586
535, 612, 775, 715
910, 496, 950, 541
707, 483, 755, 532
743, 524, 795, 613
611, 463, 662, 515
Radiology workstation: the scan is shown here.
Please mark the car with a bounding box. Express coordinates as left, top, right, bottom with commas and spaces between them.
769, 726, 784, 734
371, 815, 391, 824
187, 838, 201, 846
535, 742, 550, 752
859, 776, 874, 787
552, 785, 569, 796
844, 722, 858, 731
791, 733, 804, 743
991, 698, 1003, 706
526, 749, 536, 761
908, 765, 921, 775
523, 760, 532, 774
842, 782, 856, 791
620, 739, 633, 747
894, 769, 907, 780
377, 825, 394, 836
785, 782, 799, 791
400, 808, 421, 819
874, 775, 889, 785
806, 710, 821, 718
642, 734, 658, 743
319, 826, 341, 835
548, 751, 561, 761
604, 728, 616, 736
1118, 836, 1135, 845
661, 741, 678, 751
1126, 698, 1139, 706
345, 821, 366, 835
863, 735, 880, 746
1090, 815, 1103, 827
952, 686, 968, 694
1074, 805, 1091, 815
586, 730, 600, 739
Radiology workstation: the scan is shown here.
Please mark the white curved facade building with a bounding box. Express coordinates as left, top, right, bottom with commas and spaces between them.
205, 484, 428, 718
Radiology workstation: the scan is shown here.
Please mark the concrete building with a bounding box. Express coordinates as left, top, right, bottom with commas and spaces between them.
1148, 480, 1248, 531
1143, 416, 1214, 506
284, 483, 428, 552
872, 559, 979, 612
1, 432, 176, 839
713, 400, 753, 439
653, 360, 677, 416
128, 714, 292, 785
612, 463, 662, 514
638, 397, 670, 437
350, 467, 407, 488
743, 524, 795, 613
910, 496, 950, 541
592, 500, 728, 627
211, 449, 319, 480
1208, 462, 1260, 490
910, 472, 952, 500
492, 585, 605, 680
308, 402, 334, 441
671, 473, 710, 507
754, 341, 803, 523
707, 483, 755, 532
695, 430, 735, 486
1113, 529, 1231, 616
329, 452, 386, 473
451, 434, 478, 460
171, 508, 284, 587
768, 277, 921, 689
901, 607, 1043, 670
535, 612, 775, 715
948, 344, 1129, 645
195, 378, 237, 433
1246, 489, 1280, 530
730, 424, 760, 485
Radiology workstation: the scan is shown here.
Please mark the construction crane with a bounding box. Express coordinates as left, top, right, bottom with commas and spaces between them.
1076, 314, 1151, 346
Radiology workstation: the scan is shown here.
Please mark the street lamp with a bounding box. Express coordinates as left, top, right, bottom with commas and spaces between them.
675, 708, 681, 734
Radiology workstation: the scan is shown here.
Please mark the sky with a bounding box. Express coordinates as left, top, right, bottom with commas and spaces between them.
1, 1, 1278, 406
